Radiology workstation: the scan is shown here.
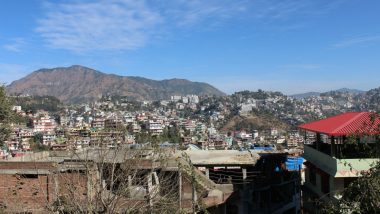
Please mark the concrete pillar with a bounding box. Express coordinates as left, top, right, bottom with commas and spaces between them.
241, 168, 249, 214
192, 181, 197, 214
316, 133, 321, 151
331, 136, 336, 157
205, 168, 210, 179
304, 130, 307, 144
53, 173, 59, 202
128, 175, 132, 188
329, 175, 335, 198
147, 171, 154, 208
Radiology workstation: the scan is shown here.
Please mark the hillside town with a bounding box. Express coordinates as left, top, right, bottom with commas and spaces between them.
4, 87, 380, 157
2, 92, 299, 157
1, 86, 380, 213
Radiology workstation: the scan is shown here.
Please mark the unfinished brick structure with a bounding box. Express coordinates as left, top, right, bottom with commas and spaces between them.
0, 149, 301, 213
0, 161, 91, 213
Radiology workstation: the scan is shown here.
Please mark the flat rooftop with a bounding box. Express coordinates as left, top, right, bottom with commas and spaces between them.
175, 150, 261, 166
1, 148, 286, 167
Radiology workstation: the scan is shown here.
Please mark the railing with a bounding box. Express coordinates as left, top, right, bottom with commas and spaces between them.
304, 145, 379, 177
306, 142, 378, 159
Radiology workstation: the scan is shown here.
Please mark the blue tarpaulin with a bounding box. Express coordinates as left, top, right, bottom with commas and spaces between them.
250, 145, 275, 151
286, 156, 304, 171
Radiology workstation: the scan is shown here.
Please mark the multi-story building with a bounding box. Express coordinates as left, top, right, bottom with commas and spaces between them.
59, 115, 70, 126
16, 128, 34, 141
91, 118, 105, 129
188, 95, 199, 104
132, 122, 141, 133
236, 131, 252, 140
42, 132, 56, 145
33, 116, 56, 133
105, 118, 124, 130
124, 114, 135, 124
148, 120, 163, 135
181, 120, 196, 132
170, 95, 182, 102
300, 112, 380, 211
195, 122, 206, 134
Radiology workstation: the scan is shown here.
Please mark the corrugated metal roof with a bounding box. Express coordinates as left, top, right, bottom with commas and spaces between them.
299, 112, 380, 136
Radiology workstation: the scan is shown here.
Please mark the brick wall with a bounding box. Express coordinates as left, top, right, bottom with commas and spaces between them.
0, 174, 55, 213
0, 161, 55, 170
0, 162, 90, 213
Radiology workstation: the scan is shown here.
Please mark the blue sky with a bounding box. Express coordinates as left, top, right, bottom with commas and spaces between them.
0, 0, 380, 94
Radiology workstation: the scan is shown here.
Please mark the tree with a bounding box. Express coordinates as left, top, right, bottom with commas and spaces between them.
0, 86, 12, 147
336, 162, 380, 213
49, 147, 183, 213
29, 134, 49, 152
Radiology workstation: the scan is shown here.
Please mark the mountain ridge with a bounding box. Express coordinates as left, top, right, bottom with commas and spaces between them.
6, 65, 226, 103
291, 88, 366, 99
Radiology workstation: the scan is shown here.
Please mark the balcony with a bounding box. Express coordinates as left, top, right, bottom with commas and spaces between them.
304, 145, 379, 177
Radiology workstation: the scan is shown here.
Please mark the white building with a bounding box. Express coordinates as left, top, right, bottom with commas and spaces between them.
182, 97, 189, 104
188, 95, 199, 104
12, 106, 22, 112
42, 132, 56, 145
171, 95, 182, 102
148, 120, 163, 135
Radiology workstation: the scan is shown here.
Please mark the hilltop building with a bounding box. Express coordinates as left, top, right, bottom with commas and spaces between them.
299, 112, 380, 211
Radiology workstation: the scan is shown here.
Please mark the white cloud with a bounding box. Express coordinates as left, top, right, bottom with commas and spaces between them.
3, 38, 26, 52
251, 0, 310, 20
244, 0, 343, 22
163, 0, 248, 27
281, 63, 322, 70
333, 35, 380, 48
35, 0, 344, 52
36, 0, 249, 53
36, 0, 162, 52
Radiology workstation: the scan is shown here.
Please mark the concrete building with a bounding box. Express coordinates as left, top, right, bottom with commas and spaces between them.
299, 112, 380, 211
33, 116, 56, 133
0, 148, 302, 213
105, 118, 124, 130
182, 96, 189, 104
124, 114, 135, 123
236, 131, 252, 140
91, 118, 105, 129
171, 95, 182, 102
0, 149, 232, 213
184, 150, 302, 214
182, 120, 196, 132
195, 122, 207, 134
132, 122, 141, 133
42, 132, 56, 145
12, 106, 22, 112
188, 95, 199, 104
148, 120, 163, 135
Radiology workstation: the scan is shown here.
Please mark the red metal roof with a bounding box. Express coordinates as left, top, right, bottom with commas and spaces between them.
299, 112, 380, 136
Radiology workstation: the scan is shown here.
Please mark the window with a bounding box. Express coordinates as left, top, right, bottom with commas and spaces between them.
20, 174, 38, 179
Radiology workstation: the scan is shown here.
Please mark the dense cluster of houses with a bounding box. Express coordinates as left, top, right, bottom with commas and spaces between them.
1, 94, 308, 159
